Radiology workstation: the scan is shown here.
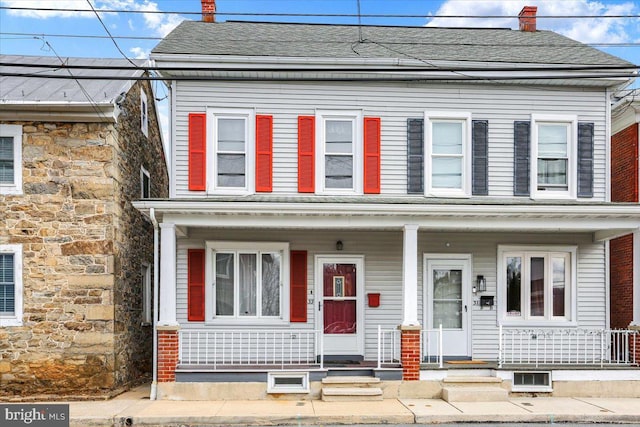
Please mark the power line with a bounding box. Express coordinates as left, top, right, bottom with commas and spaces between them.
2, 5, 640, 19
85, 0, 138, 68
3, 32, 640, 48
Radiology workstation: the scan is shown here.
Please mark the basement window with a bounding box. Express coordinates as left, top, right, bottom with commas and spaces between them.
267, 372, 309, 394
512, 371, 552, 392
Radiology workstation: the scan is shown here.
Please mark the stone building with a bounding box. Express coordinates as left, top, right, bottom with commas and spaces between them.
0, 55, 168, 397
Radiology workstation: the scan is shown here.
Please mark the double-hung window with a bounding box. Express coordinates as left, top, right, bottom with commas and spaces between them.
206, 242, 289, 321
425, 112, 472, 197
0, 244, 23, 327
140, 166, 150, 199
208, 110, 255, 194
316, 110, 363, 194
531, 115, 577, 199
140, 90, 148, 137
498, 245, 576, 326
0, 124, 22, 195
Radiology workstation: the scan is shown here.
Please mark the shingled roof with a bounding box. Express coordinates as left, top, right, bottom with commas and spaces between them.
152, 21, 632, 67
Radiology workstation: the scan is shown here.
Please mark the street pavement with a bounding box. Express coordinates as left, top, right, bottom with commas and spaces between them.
6, 384, 640, 426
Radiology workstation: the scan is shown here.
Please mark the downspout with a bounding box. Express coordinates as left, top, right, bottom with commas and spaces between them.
149, 207, 159, 400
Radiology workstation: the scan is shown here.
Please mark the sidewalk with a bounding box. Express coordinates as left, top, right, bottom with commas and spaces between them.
21, 384, 640, 426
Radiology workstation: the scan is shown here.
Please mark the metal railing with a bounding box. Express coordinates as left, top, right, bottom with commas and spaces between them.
179, 329, 322, 369
421, 324, 443, 368
377, 325, 401, 368
498, 325, 639, 368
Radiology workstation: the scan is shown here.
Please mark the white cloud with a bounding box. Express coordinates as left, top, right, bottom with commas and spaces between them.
425, 0, 636, 44
2, 0, 94, 18
2, 0, 185, 36
130, 46, 149, 59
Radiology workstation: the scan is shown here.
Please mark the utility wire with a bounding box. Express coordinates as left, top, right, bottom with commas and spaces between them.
85, 0, 138, 68
2, 5, 640, 19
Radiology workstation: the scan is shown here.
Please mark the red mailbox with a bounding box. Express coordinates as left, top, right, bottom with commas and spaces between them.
367, 293, 380, 308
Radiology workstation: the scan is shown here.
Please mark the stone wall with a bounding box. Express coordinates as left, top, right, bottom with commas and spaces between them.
0, 78, 168, 397
111, 79, 168, 388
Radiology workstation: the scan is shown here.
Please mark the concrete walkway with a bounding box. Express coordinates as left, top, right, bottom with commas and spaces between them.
10, 384, 640, 426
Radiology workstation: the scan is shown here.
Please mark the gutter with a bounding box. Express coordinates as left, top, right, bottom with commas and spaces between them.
149, 208, 159, 401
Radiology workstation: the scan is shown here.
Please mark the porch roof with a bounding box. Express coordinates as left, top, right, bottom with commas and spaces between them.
133, 197, 640, 241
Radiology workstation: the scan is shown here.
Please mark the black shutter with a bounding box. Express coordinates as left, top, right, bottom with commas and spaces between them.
472, 120, 489, 196
577, 122, 594, 198
407, 118, 424, 194
514, 121, 531, 196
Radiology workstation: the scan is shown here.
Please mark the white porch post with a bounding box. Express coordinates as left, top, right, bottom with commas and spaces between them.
402, 224, 420, 326
159, 222, 178, 326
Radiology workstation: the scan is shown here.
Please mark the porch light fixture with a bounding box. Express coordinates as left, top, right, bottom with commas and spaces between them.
336, 240, 343, 251
476, 275, 486, 293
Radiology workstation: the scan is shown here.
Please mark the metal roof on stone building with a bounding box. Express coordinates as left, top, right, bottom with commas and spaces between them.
152, 21, 633, 67
0, 55, 147, 105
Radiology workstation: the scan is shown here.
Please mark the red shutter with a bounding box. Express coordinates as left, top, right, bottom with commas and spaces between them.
298, 116, 315, 193
290, 250, 307, 323
188, 113, 206, 191
188, 249, 205, 322
256, 115, 273, 192
364, 117, 381, 194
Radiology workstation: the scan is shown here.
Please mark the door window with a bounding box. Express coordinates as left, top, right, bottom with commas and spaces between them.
322, 263, 357, 334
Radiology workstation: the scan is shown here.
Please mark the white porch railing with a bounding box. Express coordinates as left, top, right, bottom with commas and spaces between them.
377, 326, 401, 368
421, 324, 444, 368
498, 325, 639, 368
179, 329, 323, 369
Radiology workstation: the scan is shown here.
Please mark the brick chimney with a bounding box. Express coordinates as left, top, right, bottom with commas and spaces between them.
202, 0, 215, 22
518, 6, 537, 32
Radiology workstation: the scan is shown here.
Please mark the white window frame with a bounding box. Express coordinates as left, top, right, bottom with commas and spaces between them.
140, 90, 148, 137
531, 114, 577, 200
141, 263, 152, 325
0, 124, 23, 195
0, 244, 23, 327
140, 165, 150, 199
204, 241, 289, 325
424, 112, 472, 197
206, 109, 255, 195
497, 245, 577, 327
315, 110, 363, 195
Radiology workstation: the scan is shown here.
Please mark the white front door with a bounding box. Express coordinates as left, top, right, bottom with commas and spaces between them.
315, 256, 365, 356
425, 255, 472, 358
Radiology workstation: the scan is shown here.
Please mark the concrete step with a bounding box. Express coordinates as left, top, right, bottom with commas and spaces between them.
321, 386, 384, 402
322, 376, 381, 386
442, 385, 509, 402
443, 376, 502, 385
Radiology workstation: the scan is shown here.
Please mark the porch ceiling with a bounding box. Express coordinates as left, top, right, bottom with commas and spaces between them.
133, 197, 640, 241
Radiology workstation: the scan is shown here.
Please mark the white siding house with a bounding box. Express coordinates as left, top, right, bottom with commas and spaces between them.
135, 8, 640, 398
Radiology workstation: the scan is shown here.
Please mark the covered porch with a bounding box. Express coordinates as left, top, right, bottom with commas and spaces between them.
133, 197, 640, 385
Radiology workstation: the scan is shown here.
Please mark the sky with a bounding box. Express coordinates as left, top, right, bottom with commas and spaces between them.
1, 0, 639, 141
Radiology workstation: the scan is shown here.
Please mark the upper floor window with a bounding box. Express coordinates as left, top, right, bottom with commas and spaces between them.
0, 124, 22, 195
208, 109, 255, 194
141, 166, 150, 199
140, 90, 148, 137
0, 244, 23, 327
204, 241, 289, 322
425, 112, 472, 197
498, 245, 576, 327
315, 110, 363, 195
531, 115, 577, 199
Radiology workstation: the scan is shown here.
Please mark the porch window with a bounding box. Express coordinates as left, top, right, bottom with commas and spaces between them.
498, 245, 576, 326
315, 110, 363, 194
206, 242, 289, 321
425, 112, 472, 197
